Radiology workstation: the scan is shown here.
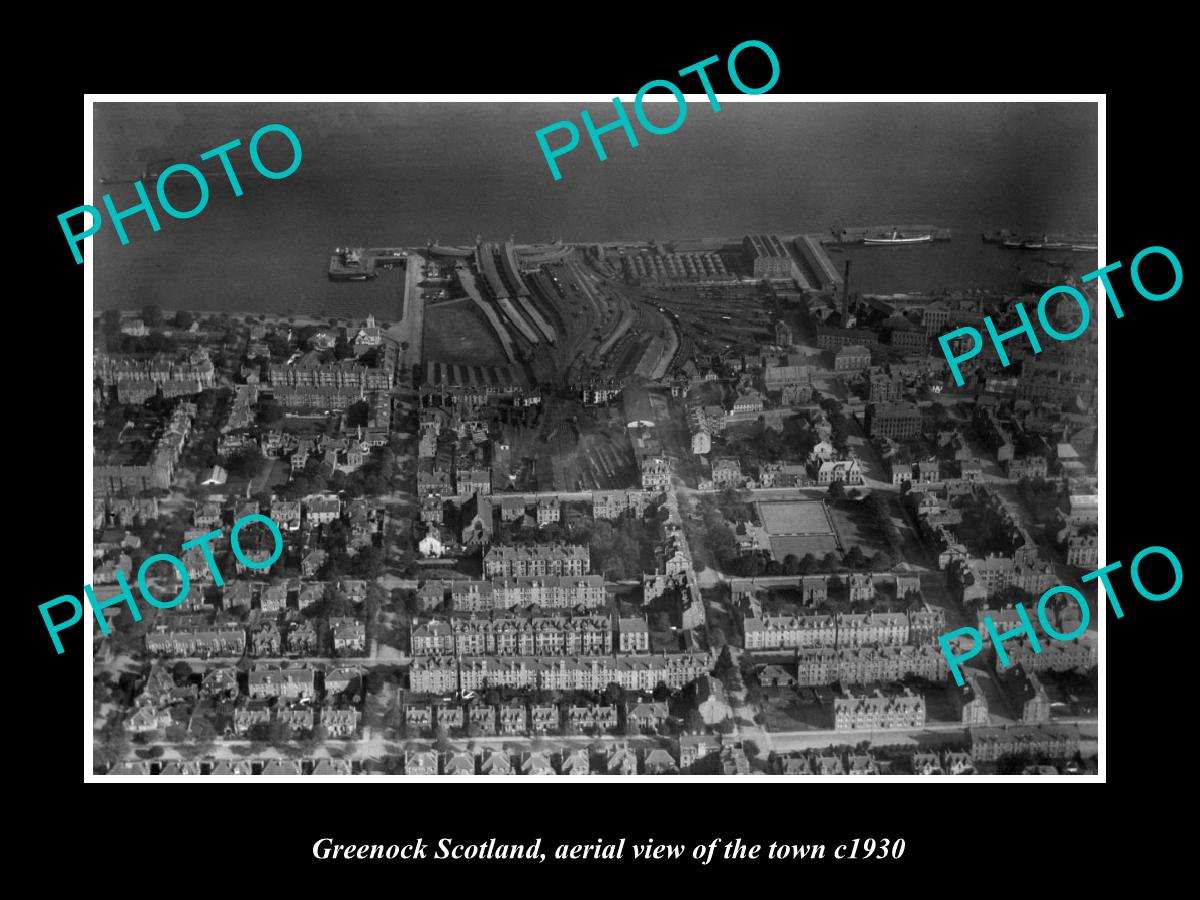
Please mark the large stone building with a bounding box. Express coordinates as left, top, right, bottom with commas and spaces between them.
409, 652, 711, 695
414, 614, 614, 657
833, 688, 926, 731
268, 354, 392, 391
865, 401, 922, 439
743, 612, 910, 651
483, 543, 590, 578
448, 575, 607, 610
794, 644, 948, 686
743, 234, 795, 279
834, 344, 872, 372
969, 725, 1080, 763
592, 490, 652, 521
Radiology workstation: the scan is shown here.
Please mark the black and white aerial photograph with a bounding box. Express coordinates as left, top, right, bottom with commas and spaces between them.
87, 98, 1100, 780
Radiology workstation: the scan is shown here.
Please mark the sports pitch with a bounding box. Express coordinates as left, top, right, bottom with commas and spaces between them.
757, 500, 836, 535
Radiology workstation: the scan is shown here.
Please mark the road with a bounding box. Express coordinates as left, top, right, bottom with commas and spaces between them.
385, 252, 425, 379
748, 716, 1098, 754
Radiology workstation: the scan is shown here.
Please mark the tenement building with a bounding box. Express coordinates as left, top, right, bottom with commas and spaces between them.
483, 543, 590, 578
833, 688, 926, 730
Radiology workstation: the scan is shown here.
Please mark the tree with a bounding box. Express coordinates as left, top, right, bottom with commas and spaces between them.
256, 397, 284, 429
268, 718, 293, 747
172, 309, 196, 330
172, 661, 193, 682
798, 552, 819, 575
191, 718, 218, 744
434, 728, 452, 755
782, 554, 800, 576
827, 480, 846, 502
709, 626, 727, 651
846, 545, 867, 569
320, 586, 356, 619
96, 724, 131, 772
871, 550, 894, 572
684, 708, 705, 734
226, 446, 266, 479
714, 646, 735, 679
345, 400, 370, 429
738, 652, 758, 682
141, 304, 163, 328
653, 681, 671, 702
604, 682, 625, 705
821, 552, 841, 573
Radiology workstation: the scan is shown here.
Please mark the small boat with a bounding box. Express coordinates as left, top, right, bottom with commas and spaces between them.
982, 230, 1018, 244
1024, 278, 1061, 291
1071, 244, 1097, 252
864, 228, 932, 245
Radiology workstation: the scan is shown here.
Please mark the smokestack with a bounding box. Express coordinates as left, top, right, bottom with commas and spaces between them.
842, 259, 852, 324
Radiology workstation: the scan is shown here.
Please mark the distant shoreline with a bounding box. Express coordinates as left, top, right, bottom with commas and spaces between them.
94, 310, 382, 326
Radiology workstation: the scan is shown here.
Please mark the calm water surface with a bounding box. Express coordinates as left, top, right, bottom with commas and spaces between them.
92, 102, 1098, 318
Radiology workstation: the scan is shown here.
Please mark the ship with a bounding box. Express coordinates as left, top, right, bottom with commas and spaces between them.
1024, 234, 1071, 250
1023, 264, 1066, 292
100, 158, 173, 186
864, 228, 933, 245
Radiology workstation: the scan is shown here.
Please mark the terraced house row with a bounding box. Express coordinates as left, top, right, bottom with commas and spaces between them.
412, 615, 614, 657
144, 616, 366, 658
267, 354, 393, 390
416, 575, 607, 611
793, 644, 950, 686
743, 611, 917, 651
409, 652, 712, 694
482, 542, 590, 578
833, 688, 927, 730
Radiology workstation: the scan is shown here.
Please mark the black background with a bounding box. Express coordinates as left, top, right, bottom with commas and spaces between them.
22, 18, 1189, 888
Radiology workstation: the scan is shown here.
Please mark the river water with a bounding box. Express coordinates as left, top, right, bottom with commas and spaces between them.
91, 101, 1098, 318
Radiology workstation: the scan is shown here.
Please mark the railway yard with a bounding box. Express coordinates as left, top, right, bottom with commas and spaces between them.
416, 239, 781, 392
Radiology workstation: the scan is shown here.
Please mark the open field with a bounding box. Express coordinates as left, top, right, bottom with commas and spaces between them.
759, 691, 830, 732
423, 303, 511, 367
828, 501, 889, 556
